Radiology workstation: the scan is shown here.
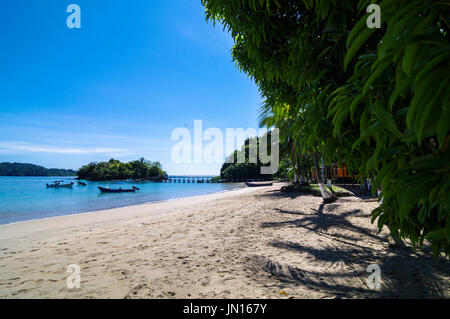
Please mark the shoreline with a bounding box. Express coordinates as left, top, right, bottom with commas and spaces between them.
0, 183, 246, 228
0, 184, 261, 241
0, 183, 448, 298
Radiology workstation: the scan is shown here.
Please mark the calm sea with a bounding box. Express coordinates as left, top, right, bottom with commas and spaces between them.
0, 177, 244, 225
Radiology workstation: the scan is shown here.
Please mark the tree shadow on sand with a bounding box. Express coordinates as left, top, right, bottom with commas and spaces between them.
249, 203, 450, 298
258, 185, 377, 201
261, 204, 380, 242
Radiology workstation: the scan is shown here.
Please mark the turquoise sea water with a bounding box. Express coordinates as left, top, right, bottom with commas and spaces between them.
0, 177, 244, 225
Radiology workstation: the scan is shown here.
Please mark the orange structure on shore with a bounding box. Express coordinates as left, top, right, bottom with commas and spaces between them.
313, 164, 357, 181
330, 164, 356, 179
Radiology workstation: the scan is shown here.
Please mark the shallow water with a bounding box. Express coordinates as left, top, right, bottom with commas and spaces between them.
0, 177, 244, 225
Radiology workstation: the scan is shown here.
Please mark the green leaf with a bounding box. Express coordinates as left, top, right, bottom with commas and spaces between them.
345, 27, 377, 69
402, 43, 420, 76
363, 58, 392, 95
437, 106, 450, 148
375, 100, 403, 139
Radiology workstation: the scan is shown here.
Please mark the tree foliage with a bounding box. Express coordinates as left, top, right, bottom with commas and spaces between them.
220, 133, 288, 180
202, 0, 450, 256
77, 158, 167, 181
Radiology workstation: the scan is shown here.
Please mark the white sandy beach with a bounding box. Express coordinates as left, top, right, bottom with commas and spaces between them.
0, 183, 449, 298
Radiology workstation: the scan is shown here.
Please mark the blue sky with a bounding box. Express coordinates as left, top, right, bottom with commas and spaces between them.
0, 0, 262, 175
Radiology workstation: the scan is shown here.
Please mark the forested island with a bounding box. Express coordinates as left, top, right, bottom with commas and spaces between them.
77, 158, 167, 181
0, 162, 77, 177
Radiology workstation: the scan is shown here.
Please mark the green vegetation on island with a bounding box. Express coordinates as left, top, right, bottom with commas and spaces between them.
202, 0, 450, 256
0, 162, 77, 177
77, 158, 167, 181
219, 132, 288, 181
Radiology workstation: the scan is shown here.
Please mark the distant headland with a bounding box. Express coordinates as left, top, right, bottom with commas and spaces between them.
0, 162, 77, 177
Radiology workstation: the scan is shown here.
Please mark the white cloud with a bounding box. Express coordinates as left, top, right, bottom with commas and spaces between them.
0, 142, 128, 155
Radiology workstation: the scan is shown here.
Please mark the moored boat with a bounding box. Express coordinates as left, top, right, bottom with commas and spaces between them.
245, 182, 273, 187
46, 181, 74, 188
78, 181, 87, 186
98, 186, 139, 193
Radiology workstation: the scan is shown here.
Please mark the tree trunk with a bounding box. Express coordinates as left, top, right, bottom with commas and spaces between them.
313, 152, 337, 204
296, 156, 305, 185
290, 144, 304, 185
290, 155, 298, 184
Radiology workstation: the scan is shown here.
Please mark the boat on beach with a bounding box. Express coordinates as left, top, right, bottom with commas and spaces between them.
245, 182, 273, 187
98, 186, 139, 193
46, 181, 74, 188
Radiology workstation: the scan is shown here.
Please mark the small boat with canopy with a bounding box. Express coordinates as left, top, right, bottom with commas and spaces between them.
46, 181, 74, 188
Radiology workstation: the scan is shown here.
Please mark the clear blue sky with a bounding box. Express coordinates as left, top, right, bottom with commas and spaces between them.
0, 0, 262, 175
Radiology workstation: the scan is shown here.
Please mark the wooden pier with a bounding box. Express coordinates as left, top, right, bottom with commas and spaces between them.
160, 176, 270, 183
164, 176, 214, 183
